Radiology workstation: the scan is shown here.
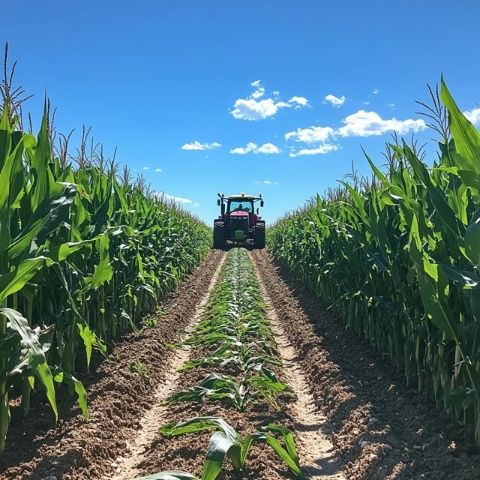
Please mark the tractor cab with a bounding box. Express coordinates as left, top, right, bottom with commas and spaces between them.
213, 193, 265, 249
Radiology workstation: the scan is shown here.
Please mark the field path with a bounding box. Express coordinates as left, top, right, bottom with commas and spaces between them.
253, 258, 345, 479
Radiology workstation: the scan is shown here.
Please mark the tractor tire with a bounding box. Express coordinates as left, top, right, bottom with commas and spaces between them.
213, 220, 225, 249
253, 223, 266, 249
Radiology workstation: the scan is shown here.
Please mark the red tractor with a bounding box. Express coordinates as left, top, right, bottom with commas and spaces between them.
213, 193, 265, 249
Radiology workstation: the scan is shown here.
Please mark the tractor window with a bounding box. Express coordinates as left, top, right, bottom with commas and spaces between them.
228, 201, 252, 213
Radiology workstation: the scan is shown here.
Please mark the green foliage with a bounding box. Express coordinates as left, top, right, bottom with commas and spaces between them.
145, 416, 305, 480
268, 81, 480, 445
168, 248, 291, 411
0, 102, 210, 452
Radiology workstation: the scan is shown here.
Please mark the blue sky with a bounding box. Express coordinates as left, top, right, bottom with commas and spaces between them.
3, 0, 480, 222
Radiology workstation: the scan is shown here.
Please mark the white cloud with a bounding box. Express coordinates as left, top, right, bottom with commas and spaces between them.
285, 126, 335, 144
231, 81, 308, 120
289, 144, 339, 157
262, 180, 279, 185
230, 142, 257, 155
231, 98, 280, 121
464, 107, 480, 126
181, 141, 221, 151
373, 88, 380, 95
143, 166, 150, 170
324, 94, 346, 107
257, 143, 281, 154
230, 142, 281, 155
288, 96, 309, 108
285, 110, 425, 156
285, 126, 337, 157
159, 192, 193, 205
155, 168, 162, 172
337, 110, 426, 137
250, 80, 265, 99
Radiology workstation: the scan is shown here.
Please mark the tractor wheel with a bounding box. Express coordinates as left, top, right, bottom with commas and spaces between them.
213, 221, 225, 249
254, 223, 266, 249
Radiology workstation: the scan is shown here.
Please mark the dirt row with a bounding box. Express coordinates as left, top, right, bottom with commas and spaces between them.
0, 250, 225, 480
253, 250, 480, 480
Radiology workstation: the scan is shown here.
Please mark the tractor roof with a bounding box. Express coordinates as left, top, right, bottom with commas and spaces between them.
227, 193, 257, 200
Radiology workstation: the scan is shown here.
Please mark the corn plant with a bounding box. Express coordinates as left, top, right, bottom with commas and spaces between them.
268, 80, 480, 445
0, 87, 211, 452
136, 416, 305, 480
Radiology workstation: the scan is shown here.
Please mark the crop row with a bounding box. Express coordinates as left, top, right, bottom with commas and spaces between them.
141, 248, 306, 479
0, 105, 211, 452
268, 81, 480, 445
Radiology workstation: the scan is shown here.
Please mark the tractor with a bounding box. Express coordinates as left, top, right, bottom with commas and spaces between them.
213, 193, 265, 249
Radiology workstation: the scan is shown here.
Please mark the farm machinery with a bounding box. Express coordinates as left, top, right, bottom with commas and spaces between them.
213, 193, 265, 249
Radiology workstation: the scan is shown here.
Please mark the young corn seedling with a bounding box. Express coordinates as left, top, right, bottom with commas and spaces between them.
135, 416, 306, 480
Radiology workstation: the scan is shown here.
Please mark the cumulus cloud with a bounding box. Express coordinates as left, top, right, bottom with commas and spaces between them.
143, 166, 150, 170
181, 141, 221, 151
159, 192, 193, 205
231, 81, 309, 120
257, 143, 281, 154
337, 110, 426, 137
324, 94, 346, 107
289, 144, 339, 157
285, 126, 338, 157
285, 126, 335, 144
250, 80, 265, 99
373, 88, 380, 95
464, 107, 480, 126
231, 98, 280, 121
155, 168, 162, 172
230, 142, 281, 155
288, 96, 309, 108
285, 109, 426, 156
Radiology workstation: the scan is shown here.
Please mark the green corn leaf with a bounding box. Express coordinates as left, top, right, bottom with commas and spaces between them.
0, 308, 58, 420
264, 434, 304, 477
0, 257, 53, 304
202, 431, 234, 480
440, 78, 480, 177
159, 416, 239, 442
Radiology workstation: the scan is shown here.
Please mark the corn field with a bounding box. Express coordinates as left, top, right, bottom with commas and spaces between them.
0, 102, 211, 452
268, 80, 480, 445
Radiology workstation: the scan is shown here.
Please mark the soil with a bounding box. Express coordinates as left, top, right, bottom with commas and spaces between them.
252, 258, 345, 480
1, 247, 479, 480
252, 250, 480, 480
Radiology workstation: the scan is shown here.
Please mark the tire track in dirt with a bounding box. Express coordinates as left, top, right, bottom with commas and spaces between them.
253, 250, 480, 480
110, 253, 227, 480
0, 250, 225, 480
252, 256, 345, 480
